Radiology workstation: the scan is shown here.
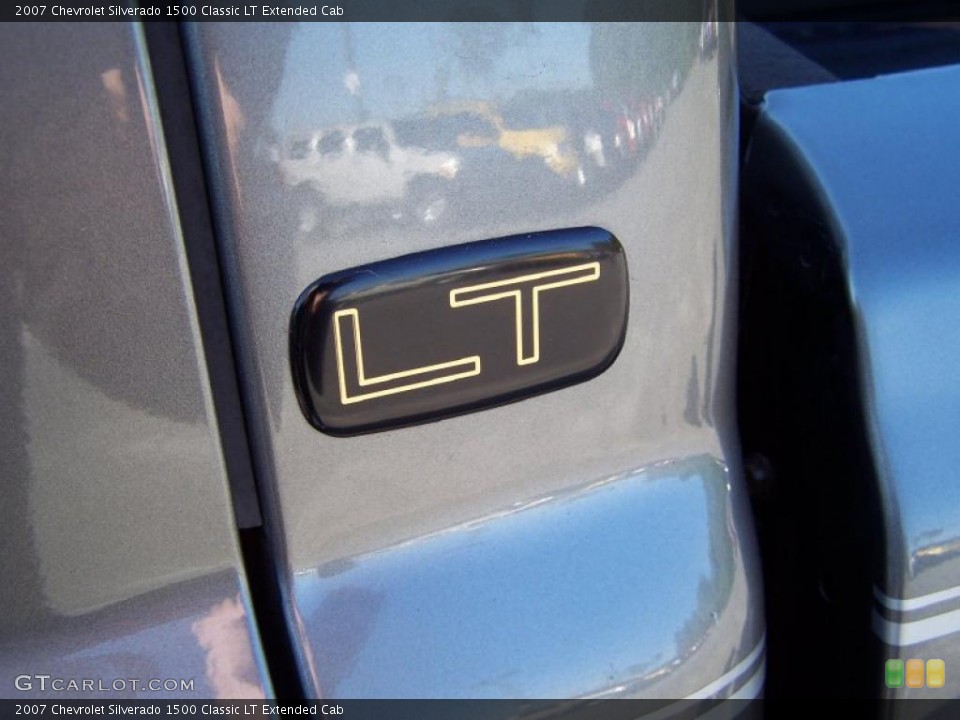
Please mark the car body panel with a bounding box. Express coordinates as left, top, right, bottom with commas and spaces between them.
745, 63, 960, 698
0, 21, 270, 699
185, 18, 764, 698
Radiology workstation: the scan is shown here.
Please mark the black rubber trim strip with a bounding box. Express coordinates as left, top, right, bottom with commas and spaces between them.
141, 21, 262, 531
141, 21, 305, 700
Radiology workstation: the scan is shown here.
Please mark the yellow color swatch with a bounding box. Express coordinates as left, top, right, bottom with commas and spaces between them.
906, 659, 925, 688
927, 659, 945, 689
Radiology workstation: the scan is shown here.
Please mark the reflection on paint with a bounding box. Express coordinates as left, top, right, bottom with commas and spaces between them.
100, 68, 129, 124
272, 23, 712, 229
295, 455, 746, 698
193, 593, 267, 700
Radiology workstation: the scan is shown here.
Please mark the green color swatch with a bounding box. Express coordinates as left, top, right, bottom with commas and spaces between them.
886, 659, 905, 688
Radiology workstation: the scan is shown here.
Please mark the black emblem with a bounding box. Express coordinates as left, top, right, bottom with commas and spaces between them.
291, 227, 629, 434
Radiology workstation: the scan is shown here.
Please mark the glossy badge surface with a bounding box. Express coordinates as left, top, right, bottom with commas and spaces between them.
291, 227, 628, 435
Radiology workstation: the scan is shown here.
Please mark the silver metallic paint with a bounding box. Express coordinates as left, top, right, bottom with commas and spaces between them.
186, 18, 762, 697
0, 22, 270, 699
